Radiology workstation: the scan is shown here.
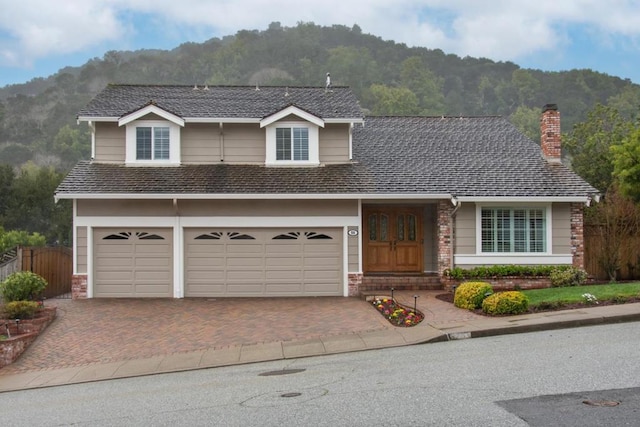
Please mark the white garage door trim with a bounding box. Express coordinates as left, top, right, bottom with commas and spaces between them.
184, 228, 343, 297
93, 228, 173, 297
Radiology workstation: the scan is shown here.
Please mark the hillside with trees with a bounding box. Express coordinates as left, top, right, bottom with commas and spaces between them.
0, 22, 639, 258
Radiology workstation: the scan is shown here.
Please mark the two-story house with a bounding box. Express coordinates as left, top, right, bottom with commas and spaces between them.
55, 84, 598, 299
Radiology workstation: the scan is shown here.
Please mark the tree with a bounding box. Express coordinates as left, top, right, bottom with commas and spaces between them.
399, 56, 445, 115
0, 228, 46, 253
0, 164, 14, 220
563, 104, 633, 193
611, 126, 640, 202
53, 124, 91, 168
586, 186, 640, 281
509, 106, 540, 142
3, 163, 71, 244
367, 84, 421, 115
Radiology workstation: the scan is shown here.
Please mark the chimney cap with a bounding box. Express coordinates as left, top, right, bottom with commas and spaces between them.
542, 103, 558, 112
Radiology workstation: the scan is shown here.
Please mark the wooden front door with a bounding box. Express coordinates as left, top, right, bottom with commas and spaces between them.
363, 207, 423, 272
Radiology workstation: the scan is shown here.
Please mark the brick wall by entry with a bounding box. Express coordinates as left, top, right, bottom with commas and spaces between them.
72, 274, 88, 299
348, 273, 363, 296
571, 202, 585, 270
442, 277, 552, 292
437, 200, 454, 279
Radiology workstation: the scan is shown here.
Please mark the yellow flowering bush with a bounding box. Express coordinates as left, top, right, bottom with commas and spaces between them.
482, 291, 529, 315
453, 281, 493, 310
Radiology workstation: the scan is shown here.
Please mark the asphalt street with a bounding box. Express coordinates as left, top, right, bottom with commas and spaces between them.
2, 322, 640, 426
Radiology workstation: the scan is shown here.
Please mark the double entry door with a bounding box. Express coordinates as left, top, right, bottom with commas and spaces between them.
363, 206, 423, 272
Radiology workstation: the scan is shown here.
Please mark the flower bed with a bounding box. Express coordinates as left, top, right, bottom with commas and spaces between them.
371, 298, 424, 327
0, 306, 57, 368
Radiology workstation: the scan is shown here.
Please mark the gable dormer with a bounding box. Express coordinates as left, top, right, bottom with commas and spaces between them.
261, 105, 324, 166
118, 103, 184, 165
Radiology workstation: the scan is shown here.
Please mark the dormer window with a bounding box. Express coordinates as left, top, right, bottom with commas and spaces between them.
265, 121, 320, 166
124, 120, 181, 165
276, 127, 309, 161
118, 104, 184, 166
137, 126, 170, 160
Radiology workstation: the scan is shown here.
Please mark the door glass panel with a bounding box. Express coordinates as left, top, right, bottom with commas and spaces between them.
397, 215, 405, 241
368, 214, 377, 241
408, 214, 416, 241
380, 214, 388, 241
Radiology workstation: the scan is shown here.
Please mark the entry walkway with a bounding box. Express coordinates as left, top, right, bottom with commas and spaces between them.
1, 291, 639, 392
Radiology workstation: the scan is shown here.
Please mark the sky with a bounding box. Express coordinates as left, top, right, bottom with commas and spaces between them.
0, 0, 639, 87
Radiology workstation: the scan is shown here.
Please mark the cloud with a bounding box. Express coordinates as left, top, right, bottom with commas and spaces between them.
1, 0, 639, 69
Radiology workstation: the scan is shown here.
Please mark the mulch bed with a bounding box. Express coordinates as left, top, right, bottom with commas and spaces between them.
435, 293, 640, 315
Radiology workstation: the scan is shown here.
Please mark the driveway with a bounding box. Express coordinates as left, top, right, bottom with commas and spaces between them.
1, 290, 487, 376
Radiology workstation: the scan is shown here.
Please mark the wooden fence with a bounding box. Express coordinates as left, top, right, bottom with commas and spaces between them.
0, 246, 72, 299
584, 226, 640, 281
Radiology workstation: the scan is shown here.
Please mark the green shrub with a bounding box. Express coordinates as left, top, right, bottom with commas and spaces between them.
549, 267, 587, 287
3, 300, 39, 319
482, 291, 529, 315
0, 271, 48, 302
454, 281, 493, 310
445, 265, 573, 280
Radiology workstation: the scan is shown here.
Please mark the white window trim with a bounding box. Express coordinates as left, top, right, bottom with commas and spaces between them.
474, 203, 553, 258
125, 120, 181, 165
265, 121, 319, 166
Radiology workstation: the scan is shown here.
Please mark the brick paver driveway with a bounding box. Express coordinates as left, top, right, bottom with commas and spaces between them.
1, 297, 391, 374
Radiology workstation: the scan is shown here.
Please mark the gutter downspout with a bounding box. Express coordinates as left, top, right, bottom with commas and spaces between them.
219, 122, 224, 162
450, 197, 461, 271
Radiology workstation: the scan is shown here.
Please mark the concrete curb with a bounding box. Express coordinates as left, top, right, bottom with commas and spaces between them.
1, 303, 639, 393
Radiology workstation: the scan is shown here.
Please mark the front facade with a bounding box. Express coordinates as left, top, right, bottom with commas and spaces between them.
56, 85, 597, 298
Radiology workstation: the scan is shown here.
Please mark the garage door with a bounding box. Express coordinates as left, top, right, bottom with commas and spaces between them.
94, 228, 173, 297
185, 228, 343, 297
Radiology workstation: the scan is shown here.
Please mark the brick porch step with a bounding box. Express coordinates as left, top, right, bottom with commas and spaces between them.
360, 274, 443, 293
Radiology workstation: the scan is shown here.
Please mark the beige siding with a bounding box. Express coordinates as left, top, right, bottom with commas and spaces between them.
94, 122, 125, 163
455, 203, 476, 255
347, 226, 359, 272
319, 124, 350, 164
177, 199, 358, 217
552, 203, 571, 254
181, 123, 220, 163
77, 199, 175, 216
76, 226, 87, 274
422, 205, 438, 272
222, 123, 264, 163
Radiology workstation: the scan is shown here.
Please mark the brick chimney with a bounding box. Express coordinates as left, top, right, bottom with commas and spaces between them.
540, 104, 561, 162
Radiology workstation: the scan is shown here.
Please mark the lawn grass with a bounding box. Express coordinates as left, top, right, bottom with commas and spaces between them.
522, 282, 640, 306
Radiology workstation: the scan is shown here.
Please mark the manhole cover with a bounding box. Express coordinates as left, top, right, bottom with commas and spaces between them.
259, 368, 306, 377
583, 400, 620, 407
280, 392, 302, 398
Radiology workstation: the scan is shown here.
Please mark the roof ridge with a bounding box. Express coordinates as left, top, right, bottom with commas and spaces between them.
106, 83, 352, 89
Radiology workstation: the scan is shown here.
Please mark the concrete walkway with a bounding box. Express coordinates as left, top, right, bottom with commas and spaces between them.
1, 291, 640, 393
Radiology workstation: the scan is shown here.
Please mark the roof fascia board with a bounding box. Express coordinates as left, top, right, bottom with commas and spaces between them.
260, 106, 324, 128
56, 193, 453, 201
456, 196, 590, 203
118, 105, 185, 127
78, 117, 364, 125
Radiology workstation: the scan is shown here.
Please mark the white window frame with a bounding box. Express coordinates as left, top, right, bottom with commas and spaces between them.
455, 203, 565, 266
125, 120, 181, 165
265, 121, 319, 166
479, 206, 548, 254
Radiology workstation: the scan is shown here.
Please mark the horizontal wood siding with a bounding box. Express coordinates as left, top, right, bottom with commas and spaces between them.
319, 124, 350, 163
455, 204, 476, 255
222, 123, 264, 163
348, 227, 359, 272
552, 203, 571, 254
77, 199, 176, 216
177, 199, 358, 216
181, 123, 220, 163
94, 122, 125, 163
77, 226, 87, 274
